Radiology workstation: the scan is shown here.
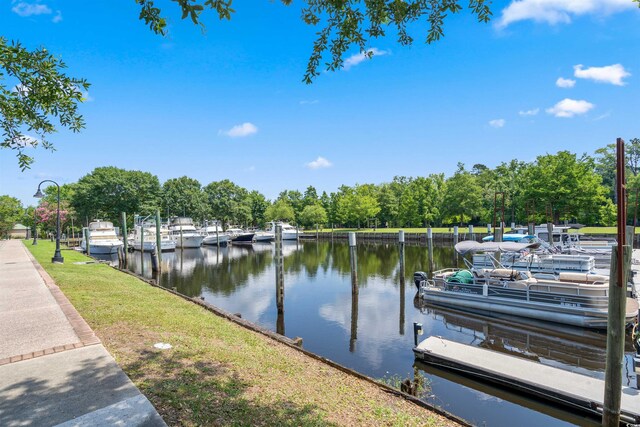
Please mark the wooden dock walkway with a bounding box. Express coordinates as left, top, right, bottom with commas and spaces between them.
414, 336, 640, 424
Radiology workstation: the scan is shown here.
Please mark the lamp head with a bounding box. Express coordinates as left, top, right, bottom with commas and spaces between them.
34, 188, 44, 198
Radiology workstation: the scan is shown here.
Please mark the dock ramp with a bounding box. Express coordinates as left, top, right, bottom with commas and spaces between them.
414, 336, 640, 424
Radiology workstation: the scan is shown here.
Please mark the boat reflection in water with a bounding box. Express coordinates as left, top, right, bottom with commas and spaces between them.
414, 300, 636, 377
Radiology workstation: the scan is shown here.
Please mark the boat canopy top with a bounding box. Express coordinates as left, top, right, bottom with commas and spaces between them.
455, 241, 540, 255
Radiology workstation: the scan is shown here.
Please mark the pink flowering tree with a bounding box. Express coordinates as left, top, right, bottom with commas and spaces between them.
35, 201, 69, 234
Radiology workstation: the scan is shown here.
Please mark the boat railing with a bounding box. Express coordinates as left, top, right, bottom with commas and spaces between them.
90, 235, 120, 241
432, 267, 463, 276
423, 272, 610, 310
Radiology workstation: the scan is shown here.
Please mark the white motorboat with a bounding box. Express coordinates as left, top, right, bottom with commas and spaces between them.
252, 230, 275, 243
81, 220, 124, 255
200, 222, 230, 246
226, 227, 255, 244
414, 241, 639, 329
131, 223, 176, 252
169, 217, 204, 248
266, 221, 299, 240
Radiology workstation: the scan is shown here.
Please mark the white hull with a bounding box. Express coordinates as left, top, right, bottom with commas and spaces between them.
265, 222, 299, 240
281, 231, 298, 240
421, 289, 610, 329
202, 234, 230, 245
253, 232, 274, 243
172, 234, 204, 248
82, 241, 123, 255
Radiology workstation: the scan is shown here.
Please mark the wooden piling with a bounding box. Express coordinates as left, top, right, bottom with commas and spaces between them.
349, 232, 358, 352
494, 227, 503, 243
275, 224, 284, 335
603, 137, 629, 427
603, 245, 631, 426
399, 230, 405, 336
546, 222, 554, 245
626, 225, 635, 248
140, 222, 145, 277
117, 246, 124, 267
155, 210, 162, 266
121, 212, 128, 265
427, 228, 434, 274
84, 227, 90, 256
151, 248, 160, 272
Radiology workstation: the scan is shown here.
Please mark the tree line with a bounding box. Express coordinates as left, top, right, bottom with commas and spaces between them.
2, 141, 640, 237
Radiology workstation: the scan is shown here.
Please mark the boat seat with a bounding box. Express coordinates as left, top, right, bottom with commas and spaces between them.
505, 281, 528, 290
558, 272, 608, 284
487, 268, 519, 280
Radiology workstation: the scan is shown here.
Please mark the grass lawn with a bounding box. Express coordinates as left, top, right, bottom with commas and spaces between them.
27, 241, 457, 427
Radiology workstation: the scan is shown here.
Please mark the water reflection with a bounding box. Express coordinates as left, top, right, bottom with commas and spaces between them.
123, 240, 637, 427
413, 303, 628, 375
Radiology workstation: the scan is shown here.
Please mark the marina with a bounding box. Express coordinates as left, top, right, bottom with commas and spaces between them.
115, 239, 640, 427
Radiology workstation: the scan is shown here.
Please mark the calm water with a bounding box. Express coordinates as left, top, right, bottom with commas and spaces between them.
111, 240, 638, 427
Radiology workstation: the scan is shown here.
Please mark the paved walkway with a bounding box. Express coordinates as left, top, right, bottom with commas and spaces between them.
0, 240, 166, 427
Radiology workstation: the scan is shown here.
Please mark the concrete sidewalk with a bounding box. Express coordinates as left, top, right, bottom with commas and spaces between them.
0, 240, 166, 427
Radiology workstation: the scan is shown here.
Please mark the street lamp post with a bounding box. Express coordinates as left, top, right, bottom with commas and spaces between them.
34, 180, 64, 263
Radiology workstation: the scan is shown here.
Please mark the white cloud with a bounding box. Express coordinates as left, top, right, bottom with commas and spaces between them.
594, 112, 611, 121
518, 108, 540, 116
489, 119, 506, 128
12, 84, 30, 96
556, 77, 575, 88
343, 48, 389, 71
52, 10, 62, 23
497, 0, 636, 28
81, 91, 94, 102
546, 98, 594, 118
299, 100, 319, 105
306, 157, 332, 170
220, 122, 258, 138
13, 135, 39, 147
12, 2, 52, 17
573, 64, 630, 86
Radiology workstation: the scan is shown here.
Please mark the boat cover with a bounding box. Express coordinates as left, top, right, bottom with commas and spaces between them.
455, 241, 540, 254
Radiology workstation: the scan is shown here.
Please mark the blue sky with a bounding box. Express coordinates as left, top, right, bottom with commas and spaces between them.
2, 0, 640, 206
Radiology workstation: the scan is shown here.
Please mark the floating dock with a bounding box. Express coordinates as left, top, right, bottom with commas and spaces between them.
414, 336, 640, 424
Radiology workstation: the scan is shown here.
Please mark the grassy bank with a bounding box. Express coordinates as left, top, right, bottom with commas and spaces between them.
27, 241, 457, 427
